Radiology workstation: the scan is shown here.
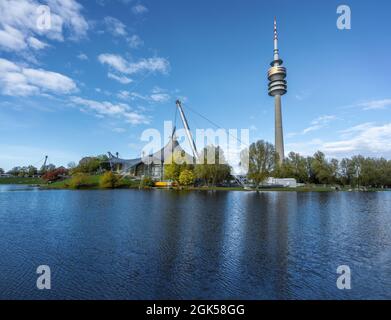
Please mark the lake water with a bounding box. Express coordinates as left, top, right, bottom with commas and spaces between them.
0, 184, 390, 299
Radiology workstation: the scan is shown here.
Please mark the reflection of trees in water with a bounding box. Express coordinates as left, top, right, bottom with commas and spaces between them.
129, 191, 391, 299
239, 192, 293, 299
150, 191, 231, 299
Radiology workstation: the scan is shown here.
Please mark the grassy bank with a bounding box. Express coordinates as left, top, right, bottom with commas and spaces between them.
0, 177, 44, 185
192, 186, 348, 192
43, 175, 140, 190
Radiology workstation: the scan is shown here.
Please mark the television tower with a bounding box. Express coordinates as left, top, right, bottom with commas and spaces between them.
267, 17, 287, 164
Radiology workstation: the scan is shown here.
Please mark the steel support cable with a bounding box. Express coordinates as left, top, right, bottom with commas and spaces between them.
181, 103, 250, 148
32, 158, 45, 168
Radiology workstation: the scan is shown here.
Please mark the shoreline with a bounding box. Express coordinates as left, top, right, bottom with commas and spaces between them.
35, 186, 391, 193
1, 177, 389, 192
29, 185, 391, 193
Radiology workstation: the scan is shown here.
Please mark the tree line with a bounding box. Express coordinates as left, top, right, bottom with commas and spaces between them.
244, 140, 391, 188
2, 141, 390, 188
0, 154, 110, 182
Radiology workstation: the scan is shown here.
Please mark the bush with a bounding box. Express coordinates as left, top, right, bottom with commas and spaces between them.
179, 169, 195, 186
69, 173, 89, 189
99, 171, 120, 188
139, 176, 154, 188
42, 167, 68, 182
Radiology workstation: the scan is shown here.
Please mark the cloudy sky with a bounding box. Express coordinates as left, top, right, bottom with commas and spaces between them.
0, 0, 390, 170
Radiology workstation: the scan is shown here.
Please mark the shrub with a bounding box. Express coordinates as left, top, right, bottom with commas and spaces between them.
69, 173, 89, 189
99, 171, 120, 188
179, 169, 195, 186
42, 167, 68, 182
140, 176, 154, 188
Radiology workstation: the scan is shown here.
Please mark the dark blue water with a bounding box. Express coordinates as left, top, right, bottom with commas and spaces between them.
0, 184, 390, 299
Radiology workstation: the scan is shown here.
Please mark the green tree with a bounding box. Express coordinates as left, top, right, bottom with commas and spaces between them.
27, 165, 38, 177
195, 145, 231, 186
378, 158, 391, 187
75, 155, 109, 174
247, 140, 276, 188
330, 158, 339, 184
99, 171, 120, 188
67, 162, 77, 169
179, 169, 195, 186
277, 152, 308, 182
164, 164, 181, 183
7, 167, 21, 176
339, 158, 355, 186
350, 155, 364, 187
77, 157, 101, 173
310, 151, 334, 184
0, 168, 4, 175
164, 151, 188, 183
18, 166, 28, 177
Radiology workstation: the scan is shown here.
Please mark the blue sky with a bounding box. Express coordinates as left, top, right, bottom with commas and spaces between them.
1, 0, 391, 170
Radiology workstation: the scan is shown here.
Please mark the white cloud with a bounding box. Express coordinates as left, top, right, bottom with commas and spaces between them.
117, 90, 131, 100
103, 17, 144, 49
132, 4, 148, 14
294, 90, 311, 101
108, 72, 133, 84
289, 115, 337, 136
323, 123, 391, 155
45, 0, 89, 40
23, 68, 76, 93
312, 115, 336, 124
342, 99, 391, 111
0, 25, 27, 51
124, 88, 171, 104
98, 53, 170, 75
286, 139, 324, 156
357, 99, 391, 110
98, 54, 129, 73
0, 58, 77, 96
0, 0, 89, 54
127, 34, 143, 48
287, 123, 391, 158
302, 124, 323, 135
112, 127, 126, 133
27, 36, 48, 50
71, 96, 127, 115
128, 57, 170, 74
104, 16, 127, 37
70, 96, 149, 125
339, 122, 375, 136
77, 53, 88, 60
150, 93, 170, 103
130, 92, 149, 101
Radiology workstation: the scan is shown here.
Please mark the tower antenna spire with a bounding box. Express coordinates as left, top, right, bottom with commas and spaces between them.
273, 17, 279, 61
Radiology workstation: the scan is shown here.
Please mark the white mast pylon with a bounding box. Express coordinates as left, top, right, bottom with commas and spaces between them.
175, 100, 199, 161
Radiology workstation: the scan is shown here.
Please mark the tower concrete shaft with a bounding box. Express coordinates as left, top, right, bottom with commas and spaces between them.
267, 17, 287, 165
274, 95, 284, 163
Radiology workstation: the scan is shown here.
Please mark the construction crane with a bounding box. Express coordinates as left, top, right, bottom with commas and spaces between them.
176, 100, 199, 161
